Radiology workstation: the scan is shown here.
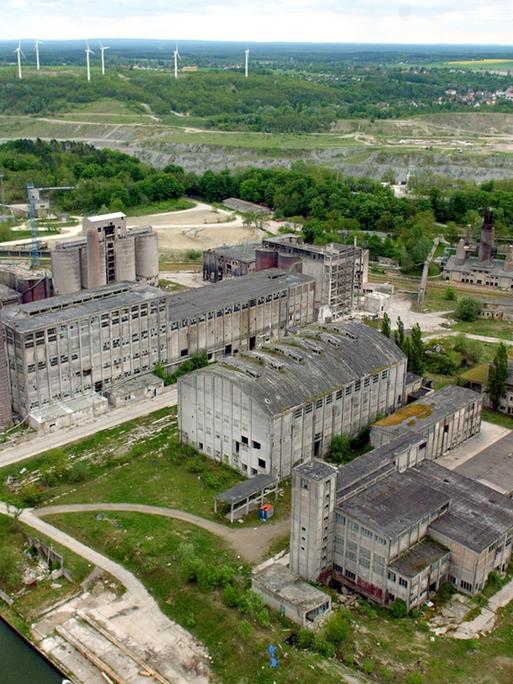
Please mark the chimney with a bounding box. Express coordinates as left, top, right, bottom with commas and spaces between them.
478, 208, 495, 262
455, 239, 466, 264
86, 228, 103, 289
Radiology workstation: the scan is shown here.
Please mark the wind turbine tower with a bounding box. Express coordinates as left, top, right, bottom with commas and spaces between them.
34, 40, 43, 70
244, 48, 249, 78
85, 43, 94, 82
173, 44, 180, 80
100, 44, 110, 75
14, 42, 24, 80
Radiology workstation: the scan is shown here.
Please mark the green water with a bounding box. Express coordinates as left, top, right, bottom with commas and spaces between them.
0, 618, 64, 683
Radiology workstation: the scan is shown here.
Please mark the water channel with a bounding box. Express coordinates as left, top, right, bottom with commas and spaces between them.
0, 617, 64, 683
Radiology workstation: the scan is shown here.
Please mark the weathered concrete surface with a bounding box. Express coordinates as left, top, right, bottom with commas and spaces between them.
437, 421, 511, 472
0, 503, 210, 684
35, 502, 290, 563
0, 387, 177, 469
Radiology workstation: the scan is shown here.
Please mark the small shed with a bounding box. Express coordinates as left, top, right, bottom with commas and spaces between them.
252, 563, 331, 628
105, 373, 164, 407
215, 474, 278, 522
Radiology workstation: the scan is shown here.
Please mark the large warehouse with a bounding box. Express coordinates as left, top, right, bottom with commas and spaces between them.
178, 322, 407, 479
1, 270, 315, 419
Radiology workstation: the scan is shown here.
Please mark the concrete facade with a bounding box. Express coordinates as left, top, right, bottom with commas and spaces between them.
178, 322, 407, 479
1, 270, 315, 418
290, 433, 513, 610
51, 213, 159, 295
370, 386, 482, 460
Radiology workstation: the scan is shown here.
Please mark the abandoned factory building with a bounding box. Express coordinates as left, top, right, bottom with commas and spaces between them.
177, 322, 407, 479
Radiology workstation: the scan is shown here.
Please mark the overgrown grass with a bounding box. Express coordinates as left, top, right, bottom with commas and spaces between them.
46, 511, 346, 684
482, 408, 513, 430
451, 318, 513, 341
124, 198, 195, 216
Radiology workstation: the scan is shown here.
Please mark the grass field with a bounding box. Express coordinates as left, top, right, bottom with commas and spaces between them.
444, 59, 513, 72
47, 511, 347, 684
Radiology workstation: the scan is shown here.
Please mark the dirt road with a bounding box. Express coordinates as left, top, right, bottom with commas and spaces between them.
35, 502, 290, 563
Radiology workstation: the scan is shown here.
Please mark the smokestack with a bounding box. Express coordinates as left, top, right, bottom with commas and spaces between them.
464, 224, 472, 246
478, 208, 495, 263
455, 238, 466, 264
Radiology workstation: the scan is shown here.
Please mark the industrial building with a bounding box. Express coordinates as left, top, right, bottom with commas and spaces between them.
461, 359, 513, 417
178, 322, 407, 479
203, 234, 369, 317
290, 432, 513, 610
0, 263, 52, 303
443, 210, 513, 290
1, 270, 314, 420
51, 212, 159, 295
370, 385, 482, 460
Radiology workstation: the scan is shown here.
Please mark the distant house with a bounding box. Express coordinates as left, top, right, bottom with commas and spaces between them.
461, 360, 513, 416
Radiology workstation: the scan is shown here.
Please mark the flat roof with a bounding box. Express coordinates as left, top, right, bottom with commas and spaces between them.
167, 269, 313, 322
339, 469, 450, 539
216, 474, 277, 504
206, 243, 259, 262
106, 373, 163, 396
85, 212, 126, 222
183, 321, 405, 416
373, 385, 481, 435
253, 563, 330, 611
389, 539, 449, 578
456, 431, 513, 496
444, 254, 513, 278
295, 459, 338, 482
2, 282, 164, 333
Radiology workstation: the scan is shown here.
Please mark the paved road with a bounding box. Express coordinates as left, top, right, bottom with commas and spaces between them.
0, 388, 177, 469
423, 331, 513, 346
35, 502, 290, 563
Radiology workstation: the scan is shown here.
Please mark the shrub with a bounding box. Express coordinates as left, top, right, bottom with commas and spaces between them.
455, 297, 482, 322
391, 599, 408, 618
68, 462, 89, 483
324, 610, 351, 646
222, 584, 240, 607
240, 590, 265, 618
437, 580, 455, 603
180, 555, 204, 583
313, 633, 335, 658
361, 658, 375, 674
445, 286, 456, 301
296, 628, 314, 649
405, 673, 424, 684
0, 546, 23, 591
256, 609, 271, 627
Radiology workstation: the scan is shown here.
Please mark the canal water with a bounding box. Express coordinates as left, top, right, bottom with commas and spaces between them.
0, 618, 64, 683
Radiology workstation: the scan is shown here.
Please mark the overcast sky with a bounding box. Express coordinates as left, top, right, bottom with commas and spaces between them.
1, 0, 512, 45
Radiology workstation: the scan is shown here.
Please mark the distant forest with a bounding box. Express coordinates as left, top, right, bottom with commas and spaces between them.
1, 60, 513, 132
2, 139, 513, 270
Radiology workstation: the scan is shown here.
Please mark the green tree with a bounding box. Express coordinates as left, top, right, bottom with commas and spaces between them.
394, 316, 405, 349
444, 286, 456, 301
488, 343, 509, 410
328, 434, 351, 464
408, 323, 426, 375
381, 312, 391, 338
455, 297, 482, 322
0, 546, 23, 592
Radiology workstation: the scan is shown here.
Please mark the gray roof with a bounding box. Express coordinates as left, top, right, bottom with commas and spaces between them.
295, 459, 338, 482
456, 431, 513, 496
253, 563, 330, 611
336, 433, 425, 500
216, 474, 277, 504
263, 234, 357, 258
205, 243, 259, 263
0, 283, 21, 303
1, 282, 164, 333
167, 269, 313, 322
339, 469, 450, 539
416, 461, 513, 552
389, 539, 449, 578
183, 322, 405, 416
372, 385, 481, 437
444, 254, 513, 279
106, 372, 163, 396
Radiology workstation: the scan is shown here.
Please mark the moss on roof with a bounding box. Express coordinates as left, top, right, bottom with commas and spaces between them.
374, 403, 433, 427
460, 363, 490, 385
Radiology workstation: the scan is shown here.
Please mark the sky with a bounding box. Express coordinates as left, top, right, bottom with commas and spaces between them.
0, 0, 512, 45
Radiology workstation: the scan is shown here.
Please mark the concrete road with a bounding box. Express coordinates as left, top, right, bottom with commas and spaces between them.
0, 387, 177, 469
35, 502, 290, 563
437, 420, 511, 472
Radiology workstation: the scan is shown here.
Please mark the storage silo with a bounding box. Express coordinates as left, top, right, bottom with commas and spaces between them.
115, 236, 137, 282
51, 245, 82, 295
135, 232, 159, 284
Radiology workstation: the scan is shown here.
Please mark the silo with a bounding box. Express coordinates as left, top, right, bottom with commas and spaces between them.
51, 246, 82, 295
255, 248, 278, 271
115, 235, 137, 282
277, 253, 301, 271
0, 327, 12, 429
135, 232, 159, 283
86, 229, 107, 289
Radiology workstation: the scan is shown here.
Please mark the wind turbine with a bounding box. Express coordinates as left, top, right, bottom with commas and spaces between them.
34, 40, 43, 71
99, 44, 110, 75
173, 44, 180, 80
14, 42, 24, 80
244, 48, 249, 78
85, 43, 94, 82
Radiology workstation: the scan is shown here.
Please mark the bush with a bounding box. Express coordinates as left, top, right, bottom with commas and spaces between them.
256, 608, 271, 627
240, 590, 265, 618
405, 673, 424, 684
180, 555, 204, 583
391, 599, 408, 618
361, 658, 375, 674
455, 297, 482, 322
445, 286, 456, 301
68, 462, 89, 483
313, 633, 335, 658
222, 584, 240, 607
296, 628, 314, 649
0, 546, 23, 591
437, 580, 455, 603
324, 610, 351, 646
